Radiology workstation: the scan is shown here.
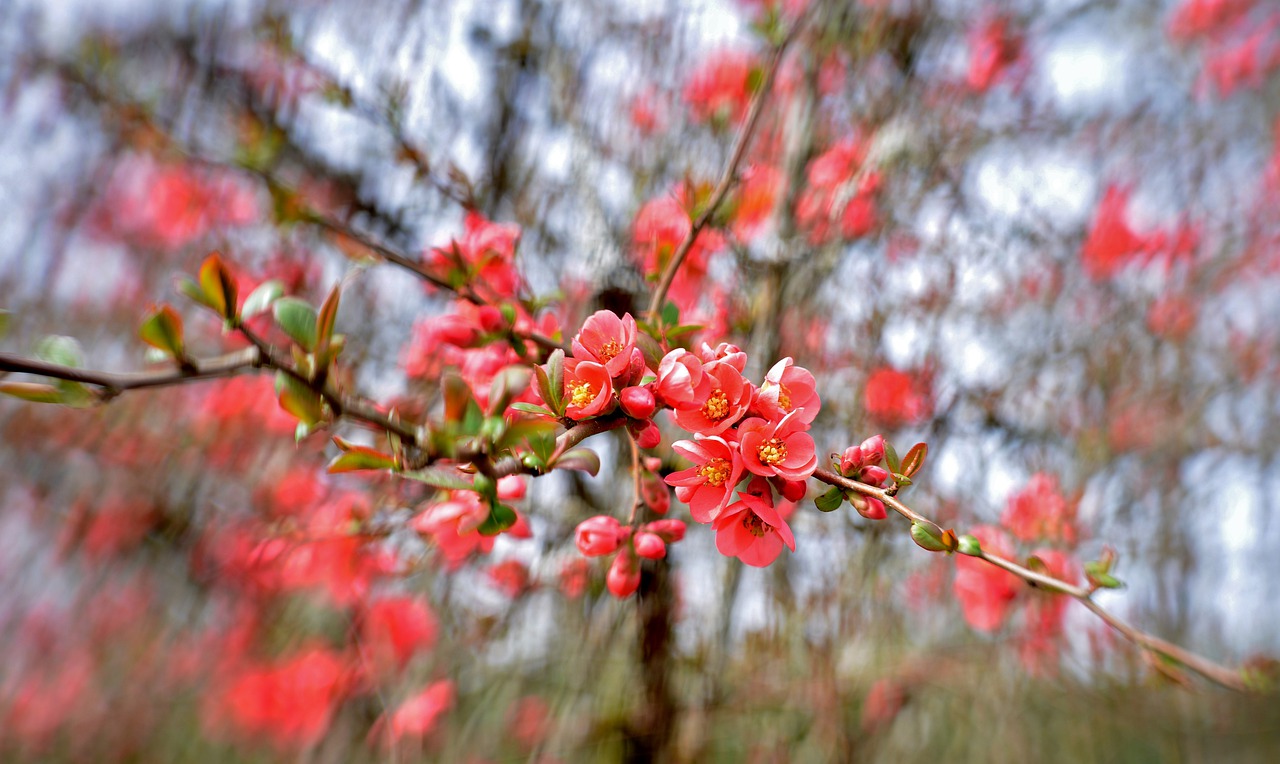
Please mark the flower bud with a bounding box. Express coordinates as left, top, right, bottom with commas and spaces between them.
642, 519, 686, 543
633, 532, 666, 559
860, 435, 885, 466
575, 515, 625, 557
776, 478, 808, 503
619, 386, 657, 420
606, 550, 641, 598
477, 305, 506, 333
634, 421, 661, 449
861, 466, 890, 486
839, 445, 864, 475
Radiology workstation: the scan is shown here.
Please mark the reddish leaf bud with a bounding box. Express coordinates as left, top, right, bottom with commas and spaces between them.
619, 385, 657, 420
633, 532, 666, 559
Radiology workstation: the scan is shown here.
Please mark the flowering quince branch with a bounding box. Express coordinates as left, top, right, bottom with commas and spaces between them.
644, 18, 800, 323
0, 346, 261, 402
810, 466, 1249, 692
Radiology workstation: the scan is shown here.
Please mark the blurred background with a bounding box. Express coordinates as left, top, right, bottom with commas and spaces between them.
2, 0, 1280, 760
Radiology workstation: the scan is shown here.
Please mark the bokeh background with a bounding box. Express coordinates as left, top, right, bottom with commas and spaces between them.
2, 0, 1280, 760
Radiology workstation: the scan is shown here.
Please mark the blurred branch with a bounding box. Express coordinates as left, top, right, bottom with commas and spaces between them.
644, 21, 799, 323
813, 467, 1249, 691
0, 348, 260, 400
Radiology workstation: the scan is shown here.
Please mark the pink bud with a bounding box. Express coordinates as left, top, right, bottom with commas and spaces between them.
641, 474, 671, 515
860, 435, 885, 465
606, 551, 641, 598
477, 306, 506, 333
635, 421, 661, 450
860, 497, 887, 520
776, 478, 808, 503
619, 386, 657, 420
497, 475, 527, 500
840, 446, 865, 475
642, 519, 686, 543
575, 515, 624, 557
633, 532, 666, 559
861, 466, 889, 486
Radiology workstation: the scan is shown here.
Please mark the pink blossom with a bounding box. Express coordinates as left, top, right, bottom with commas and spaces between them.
572, 310, 638, 378
672, 361, 752, 436
753, 357, 820, 424
697, 342, 747, 371
683, 49, 757, 124
655, 349, 711, 410
424, 212, 522, 299
864, 367, 931, 425
953, 526, 1020, 632
563, 359, 613, 420
378, 680, 454, 744
967, 15, 1023, 92
666, 436, 745, 523
1001, 473, 1077, 544
712, 478, 796, 567
737, 411, 818, 482
412, 493, 495, 569
362, 597, 438, 674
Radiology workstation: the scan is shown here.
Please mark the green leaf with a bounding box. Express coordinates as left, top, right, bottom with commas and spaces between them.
909, 521, 955, 553
34, 335, 84, 368
814, 485, 843, 512
273, 297, 318, 351
532, 363, 555, 410
274, 370, 324, 425
401, 467, 474, 492
509, 402, 556, 419
545, 348, 565, 415
957, 534, 982, 557
884, 441, 901, 475
666, 323, 704, 341
177, 276, 217, 312
198, 251, 238, 319
901, 442, 928, 478
0, 381, 65, 404
1084, 561, 1125, 590
328, 447, 397, 473
476, 502, 518, 536
241, 280, 285, 319
661, 301, 679, 327
553, 447, 601, 477
487, 366, 530, 416
526, 429, 556, 465
138, 304, 185, 359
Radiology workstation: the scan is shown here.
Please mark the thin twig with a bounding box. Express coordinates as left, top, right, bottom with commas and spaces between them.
812, 466, 1248, 691
644, 26, 799, 322
1, 348, 261, 397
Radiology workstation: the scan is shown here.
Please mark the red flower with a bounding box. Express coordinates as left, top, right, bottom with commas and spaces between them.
362, 597, 438, 674
563, 358, 613, 420
632, 194, 723, 308
424, 212, 522, 299
488, 559, 531, 597
795, 137, 881, 245
655, 349, 711, 411
377, 680, 454, 744
952, 526, 1020, 632
667, 436, 744, 523
967, 14, 1023, 92
737, 411, 818, 482
572, 310, 638, 378
712, 478, 796, 567
1168, 0, 1254, 41
732, 164, 782, 240
672, 361, 753, 436
683, 49, 757, 124
1001, 473, 1077, 544
411, 492, 495, 569
1081, 185, 1148, 279
208, 646, 351, 751
753, 357, 820, 424
863, 367, 931, 425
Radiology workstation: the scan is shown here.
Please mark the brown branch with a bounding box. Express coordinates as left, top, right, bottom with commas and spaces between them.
812, 466, 1248, 691
0, 348, 261, 399
644, 26, 799, 323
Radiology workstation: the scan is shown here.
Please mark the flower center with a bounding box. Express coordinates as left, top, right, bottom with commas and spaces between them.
698, 458, 731, 487
702, 389, 730, 421
757, 437, 787, 466
569, 381, 597, 408
777, 383, 792, 411
599, 339, 624, 362
742, 512, 771, 538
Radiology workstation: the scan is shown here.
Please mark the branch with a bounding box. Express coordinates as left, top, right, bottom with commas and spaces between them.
644, 25, 799, 322
0, 348, 261, 400
812, 467, 1248, 691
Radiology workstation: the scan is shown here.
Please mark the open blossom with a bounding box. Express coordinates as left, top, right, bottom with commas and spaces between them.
666, 436, 745, 523
655, 349, 711, 410
575, 515, 629, 557
712, 478, 796, 567
572, 310, 637, 378
377, 680, 454, 744
698, 342, 747, 372
1001, 473, 1077, 544
795, 136, 881, 245
632, 194, 723, 308
753, 357, 820, 424
361, 597, 438, 674
683, 49, 757, 124
953, 525, 1020, 632
864, 367, 931, 424
737, 411, 818, 482
411, 492, 495, 569
424, 212, 522, 298
563, 359, 613, 420
672, 361, 753, 436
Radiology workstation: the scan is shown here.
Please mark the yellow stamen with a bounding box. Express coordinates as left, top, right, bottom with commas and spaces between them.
598, 339, 624, 362
777, 383, 792, 411
702, 389, 730, 421
699, 458, 731, 487
569, 381, 597, 408
742, 512, 771, 538
757, 437, 787, 466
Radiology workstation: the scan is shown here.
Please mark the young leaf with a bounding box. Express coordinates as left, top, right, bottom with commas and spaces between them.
328, 447, 397, 473
633, 331, 665, 371
34, 335, 84, 368
476, 502, 518, 536
241, 280, 285, 319
814, 485, 844, 512
316, 283, 341, 351
401, 468, 475, 492
273, 297, 318, 352
177, 276, 217, 312
138, 304, 185, 359
198, 251, 238, 319
884, 441, 902, 475
553, 448, 601, 477
274, 371, 324, 425
442, 373, 474, 425
661, 301, 679, 327
545, 348, 565, 415
0, 309, 10, 341
0, 381, 65, 404
509, 402, 556, 418
901, 442, 928, 478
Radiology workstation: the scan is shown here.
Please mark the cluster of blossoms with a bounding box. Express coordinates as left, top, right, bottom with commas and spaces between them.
563, 309, 821, 591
